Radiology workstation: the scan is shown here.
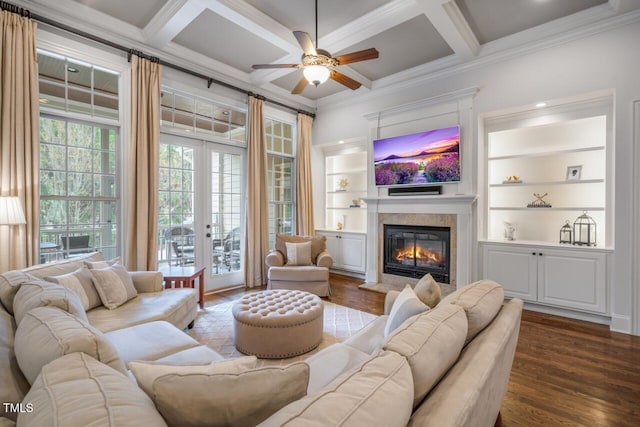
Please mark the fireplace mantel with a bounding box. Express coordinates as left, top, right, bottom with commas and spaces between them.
364, 194, 477, 287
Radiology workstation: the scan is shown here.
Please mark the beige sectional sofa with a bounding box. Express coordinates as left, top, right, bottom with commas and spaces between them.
0, 252, 523, 427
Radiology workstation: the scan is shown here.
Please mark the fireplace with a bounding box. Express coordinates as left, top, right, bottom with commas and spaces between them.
383, 224, 450, 283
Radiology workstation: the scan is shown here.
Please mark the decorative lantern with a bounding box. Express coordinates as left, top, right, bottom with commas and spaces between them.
559, 220, 572, 244
572, 211, 596, 246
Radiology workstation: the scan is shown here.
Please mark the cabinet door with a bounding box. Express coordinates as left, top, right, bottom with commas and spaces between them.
339, 234, 366, 273
537, 249, 607, 314
482, 244, 537, 301
322, 233, 342, 269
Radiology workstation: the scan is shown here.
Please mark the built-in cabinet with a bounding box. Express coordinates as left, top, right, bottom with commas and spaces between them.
481, 242, 608, 314
316, 230, 366, 274
480, 96, 613, 318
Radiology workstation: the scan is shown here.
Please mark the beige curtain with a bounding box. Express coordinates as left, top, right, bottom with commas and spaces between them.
244, 96, 269, 288
296, 113, 315, 235
0, 11, 39, 271
126, 55, 161, 271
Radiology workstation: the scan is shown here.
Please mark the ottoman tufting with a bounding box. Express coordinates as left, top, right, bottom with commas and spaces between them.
232, 290, 324, 359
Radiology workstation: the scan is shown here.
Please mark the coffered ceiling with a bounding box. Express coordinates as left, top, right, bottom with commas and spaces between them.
16, 0, 640, 105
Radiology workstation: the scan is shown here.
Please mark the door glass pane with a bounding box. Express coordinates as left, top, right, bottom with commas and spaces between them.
211, 151, 242, 275
158, 144, 195, 267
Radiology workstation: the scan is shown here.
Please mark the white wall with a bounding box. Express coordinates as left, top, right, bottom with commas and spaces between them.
312, 19, 640, 334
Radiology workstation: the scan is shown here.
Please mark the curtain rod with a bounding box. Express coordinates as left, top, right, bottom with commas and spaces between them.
0, 1, 315, 119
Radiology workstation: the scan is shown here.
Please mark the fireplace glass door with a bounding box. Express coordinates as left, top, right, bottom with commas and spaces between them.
384, 225, 450, 282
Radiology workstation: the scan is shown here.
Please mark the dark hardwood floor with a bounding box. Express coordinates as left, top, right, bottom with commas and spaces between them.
204, 273, 640, 427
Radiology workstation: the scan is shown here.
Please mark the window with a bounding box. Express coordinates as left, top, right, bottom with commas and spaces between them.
265, 118, 295, 248
160, 88, 246, 143
39, 117, 119, 260
37, 50, 121, 262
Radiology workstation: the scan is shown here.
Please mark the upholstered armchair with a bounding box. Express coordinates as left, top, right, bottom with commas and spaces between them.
265, 234, 334, 297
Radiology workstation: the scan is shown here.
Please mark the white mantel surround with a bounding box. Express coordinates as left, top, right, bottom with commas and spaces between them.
363, 195, 477, 288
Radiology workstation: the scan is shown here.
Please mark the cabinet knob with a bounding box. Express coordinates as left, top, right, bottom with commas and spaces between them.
532, 252, 536, 255
538, 253, 543, 256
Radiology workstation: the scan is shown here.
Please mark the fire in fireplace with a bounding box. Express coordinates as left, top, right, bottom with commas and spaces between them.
384, 224, 450, 283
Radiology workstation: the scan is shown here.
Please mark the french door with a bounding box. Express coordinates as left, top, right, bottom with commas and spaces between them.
158, 133, 245, 291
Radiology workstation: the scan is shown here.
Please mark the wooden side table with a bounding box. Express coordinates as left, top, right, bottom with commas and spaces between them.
159, 265, 205, 309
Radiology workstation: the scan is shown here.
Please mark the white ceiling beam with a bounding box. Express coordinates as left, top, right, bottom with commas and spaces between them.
414, 0, 479, 60
144, 0, 206, 48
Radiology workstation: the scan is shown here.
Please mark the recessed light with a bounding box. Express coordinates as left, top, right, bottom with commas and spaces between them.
535, 102, 547, 108
67, 67, 79, 73
338, 140, 344, 144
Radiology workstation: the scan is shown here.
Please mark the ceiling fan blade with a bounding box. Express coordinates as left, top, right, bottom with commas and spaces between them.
334, 48, 379, 65
293, 31, 317, 56
252, 63, 301, 69
330, 70, 361, 90
292, 76, 309, 94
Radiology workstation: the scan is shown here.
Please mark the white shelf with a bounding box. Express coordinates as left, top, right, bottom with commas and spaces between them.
490, 179, 604, 187
489, 207, 605, 211
488, 145, 604, 161
325, 149, 368, 232
326, 169, 367, 176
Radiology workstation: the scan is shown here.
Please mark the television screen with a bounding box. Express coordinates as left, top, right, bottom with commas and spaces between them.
373, 125, 460, 186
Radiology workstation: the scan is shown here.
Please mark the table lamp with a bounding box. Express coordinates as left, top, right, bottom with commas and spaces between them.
0, 196, 27, 225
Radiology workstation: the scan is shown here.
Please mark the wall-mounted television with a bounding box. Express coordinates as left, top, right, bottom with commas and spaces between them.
373, 125, 460, 186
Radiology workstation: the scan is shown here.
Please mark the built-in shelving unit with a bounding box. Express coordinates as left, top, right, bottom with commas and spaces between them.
479, 96, 613, 321
325, 151, 367, 233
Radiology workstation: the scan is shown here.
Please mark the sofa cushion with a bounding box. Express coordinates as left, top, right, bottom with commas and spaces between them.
383, 303, 468, 408
414, 273, 442, 308
105, 320, 203, 366
285, 241, 313, 266
276, 234, 326, 263
17, 352, 167, 427
89, 263, 138, 309
129, 356, 257, 395
0, 307, 29, 422
0, 252, 103, 314
14, 306, 126, 384
304, 343, 371, 394
268, 266, 329, 282
44, 266, 101, 310
439, 279, 504, 343
141, 361, 309, 427
384, 284, 429, 336
22, 251, 104, 279
152, 345, 224, 365
87, 288, 197, 332
259, 350, 413, 427
13, 280, 88, 325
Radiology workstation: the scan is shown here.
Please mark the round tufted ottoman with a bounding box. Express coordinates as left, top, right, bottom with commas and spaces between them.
232, 290, 324, 359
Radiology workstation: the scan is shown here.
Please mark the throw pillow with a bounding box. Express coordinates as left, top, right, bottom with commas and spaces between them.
44, 266, 102, 310
285, 241, 312, 266
384, 284, 429, 337
139, 362, 309, 427
84, 256, 122, 270
89, 264, 137, 310
129, 356, 258, 396
14, 306, 126, 384
414, 273, 442, 308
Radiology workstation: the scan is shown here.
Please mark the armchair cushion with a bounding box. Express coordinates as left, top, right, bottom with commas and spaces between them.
275, 234, 327, 264
285, 241, 312, 266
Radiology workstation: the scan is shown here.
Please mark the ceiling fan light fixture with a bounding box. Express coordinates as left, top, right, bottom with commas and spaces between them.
303, 65, 330, 86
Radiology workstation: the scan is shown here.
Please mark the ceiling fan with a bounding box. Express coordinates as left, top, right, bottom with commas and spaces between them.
251, 0, 379, 95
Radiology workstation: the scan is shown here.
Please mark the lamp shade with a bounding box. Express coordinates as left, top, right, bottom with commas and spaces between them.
0, 196, 27, 225
303, 65, 330, 86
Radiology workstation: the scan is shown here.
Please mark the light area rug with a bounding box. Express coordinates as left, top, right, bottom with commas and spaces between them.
188, 300, 378, 367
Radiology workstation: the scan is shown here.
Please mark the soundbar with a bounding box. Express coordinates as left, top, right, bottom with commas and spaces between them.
388, 185, 442, 196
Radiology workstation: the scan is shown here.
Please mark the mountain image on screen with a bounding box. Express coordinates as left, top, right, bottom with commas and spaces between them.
373, 126, 460, 186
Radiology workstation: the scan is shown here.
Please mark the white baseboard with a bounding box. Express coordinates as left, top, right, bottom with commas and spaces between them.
521, 302, 611, 326
610, 314, 632, 334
